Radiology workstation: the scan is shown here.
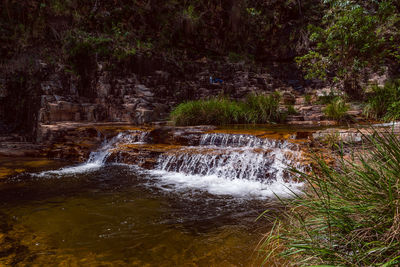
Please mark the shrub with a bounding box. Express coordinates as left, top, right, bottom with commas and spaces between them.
260, 129, 400, 266
364, 79, 400, 120
321, 130, 341, 149
384, 101, 400, 122
295, 1, 397, 99
286, 105, 298, 115
323, 97, 349, 121
317, 91, 339, 105
64, 30, 113, 61
304, 94, 312, 105
170, 94, 283, 126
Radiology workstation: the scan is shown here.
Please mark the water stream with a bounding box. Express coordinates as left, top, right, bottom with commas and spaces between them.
0, 129, 307, 266
152, 133, 304, 198
35, 131, 149, 177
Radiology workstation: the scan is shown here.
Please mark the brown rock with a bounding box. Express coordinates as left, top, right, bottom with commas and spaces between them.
287, 120, 317, 126
304, 114, 324, 121
319, 120, 338, 126
282, 92, 296, 105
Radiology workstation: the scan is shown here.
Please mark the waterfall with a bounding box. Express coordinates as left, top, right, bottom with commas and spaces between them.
156, 133, 302, 180
199, 133, 281, 148
35, 131, 148, 177
152, 133, 304, 198
34, 130, 305, 198
87, 131, 148, 165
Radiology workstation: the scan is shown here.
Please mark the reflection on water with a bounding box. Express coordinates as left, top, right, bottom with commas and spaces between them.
0, 164, 274, 266
0, 157, 68, 179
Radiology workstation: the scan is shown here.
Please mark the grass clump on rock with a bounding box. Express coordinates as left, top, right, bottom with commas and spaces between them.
260, 129, 400, 266
323, 97, 349, 121
170, 93, 282, 126
170, 98, 243, 126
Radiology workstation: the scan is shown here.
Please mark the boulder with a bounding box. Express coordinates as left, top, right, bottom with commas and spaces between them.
47, 101, 81, 122
135, 84, 154, 97
136, 108, 154, 124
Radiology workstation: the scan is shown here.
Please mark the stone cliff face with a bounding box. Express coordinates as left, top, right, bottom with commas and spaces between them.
0, 0, 324, 140
0, 54, 306, 141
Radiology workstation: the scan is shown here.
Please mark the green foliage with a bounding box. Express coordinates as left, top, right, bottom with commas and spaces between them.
1, 0, 326, 65
286, 105, 298, 115
261, 129, 400, 266
65, 31, 113, 60
296, 51, 328, 80
385, 101, 400, 122
296, 0, 399, 98
170, 98, 243, 126
243, 93, 282, 123
321, 130, 341, 149
170, 94, 283, 126
182, 5, 199, 21
246, 7, 262, 17
304, 94, 312, 104
316, 91, 339, 105
364, 79, 400, 120
282, 94, 296, 105
323, 97, 349, 121
63, 29, 155, 72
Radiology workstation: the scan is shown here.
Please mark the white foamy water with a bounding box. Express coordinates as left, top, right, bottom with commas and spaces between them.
151, 170, 303, 198
199, 133, 282, 148
33, 130, 305, 198
151, 133, 305, 198
34, 131, 148, 177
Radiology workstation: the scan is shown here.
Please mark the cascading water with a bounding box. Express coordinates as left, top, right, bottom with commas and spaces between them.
151, 133, 304, 198
34, 130, 305, 198
87, 131, 148, 165
35, 131, 148, 177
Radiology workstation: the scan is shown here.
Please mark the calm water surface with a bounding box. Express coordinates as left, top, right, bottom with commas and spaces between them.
0, 162, 274, 266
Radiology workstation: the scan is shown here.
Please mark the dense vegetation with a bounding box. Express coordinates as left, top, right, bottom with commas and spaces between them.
261, 129, 400, 266
296, 0, 400, 98
364, 79, 400, 121
2, 0, 396, 85
0, 0, 321, 64
170, 94, 283, 126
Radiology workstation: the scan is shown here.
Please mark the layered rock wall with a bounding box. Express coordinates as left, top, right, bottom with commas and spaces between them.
0, 56, 306, 141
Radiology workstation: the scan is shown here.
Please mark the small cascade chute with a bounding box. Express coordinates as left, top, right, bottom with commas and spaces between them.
34, 131, 148, 177
87, 131, 148, 165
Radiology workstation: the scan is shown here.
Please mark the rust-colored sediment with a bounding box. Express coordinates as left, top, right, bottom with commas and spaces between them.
114, 143, 183, 153
0, 158, 65, 179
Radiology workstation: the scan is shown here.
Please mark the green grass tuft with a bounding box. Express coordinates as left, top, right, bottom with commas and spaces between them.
323, 97, 349, 121
317, 91, 338, 105
260, 128, 400, 266
304, 94, 312, 105
286, 105, 298, 115
243, 93, 282, 123
170, 94, 283, 126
